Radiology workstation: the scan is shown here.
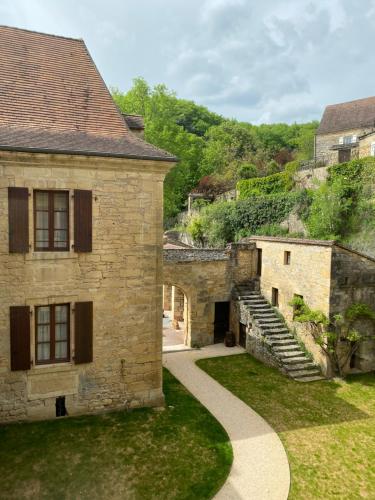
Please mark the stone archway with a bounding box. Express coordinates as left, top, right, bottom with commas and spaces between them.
163, 284, 190, 347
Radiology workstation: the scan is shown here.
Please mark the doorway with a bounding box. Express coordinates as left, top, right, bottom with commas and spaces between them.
272, 287, 279, 307
214, 302, 230, 343
239, 322, 247, 348
257, 248, 262, 276
338, 149, 351, 163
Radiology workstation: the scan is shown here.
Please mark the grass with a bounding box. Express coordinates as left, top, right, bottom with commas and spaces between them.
197, 354, 375, 500
0, 369, 232, 500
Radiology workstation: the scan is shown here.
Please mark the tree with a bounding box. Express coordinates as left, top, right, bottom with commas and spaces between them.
290, 297, 375, 377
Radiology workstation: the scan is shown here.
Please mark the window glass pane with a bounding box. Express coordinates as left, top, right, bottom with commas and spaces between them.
55, 341, 67, 359
54, 230, 68, 247
35, 192, 49, 210
55, 323, 67, 341
37, 306, 50, 324
54, 211, 67, 230
37, 325, 50, 342
36, 211, 49, 229
37, 343, 50, 361
36, 229, 49, 244
54, 192, 68, 211
55, 305, 68, 323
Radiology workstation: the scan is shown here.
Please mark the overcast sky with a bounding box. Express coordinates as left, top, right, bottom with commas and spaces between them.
1, 0, 375, 124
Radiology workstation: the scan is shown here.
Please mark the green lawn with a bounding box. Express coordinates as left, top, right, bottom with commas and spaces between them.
197, 354, 375, 500
0, 369, 232, 500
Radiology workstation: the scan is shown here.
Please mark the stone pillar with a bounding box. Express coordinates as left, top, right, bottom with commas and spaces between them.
172, 286, 184, 328
163, 285, 172, 311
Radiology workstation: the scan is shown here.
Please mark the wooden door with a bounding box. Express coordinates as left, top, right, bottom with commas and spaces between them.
338, 149, 351, 163
257, 249, 262, 276
214, 302, 230, 343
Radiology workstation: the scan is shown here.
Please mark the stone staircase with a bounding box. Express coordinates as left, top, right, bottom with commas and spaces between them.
235, 283, 324, 382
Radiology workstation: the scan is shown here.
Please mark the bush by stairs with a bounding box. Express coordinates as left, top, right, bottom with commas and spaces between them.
235, 283, 324, 382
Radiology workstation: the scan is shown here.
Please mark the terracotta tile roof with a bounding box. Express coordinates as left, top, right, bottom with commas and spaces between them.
0, 26, 176, 162
317, 96, 375, 135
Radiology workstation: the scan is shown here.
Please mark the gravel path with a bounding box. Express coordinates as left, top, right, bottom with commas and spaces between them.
163, 344, 290, 500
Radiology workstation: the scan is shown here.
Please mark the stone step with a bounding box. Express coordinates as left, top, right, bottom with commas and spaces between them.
268, 339, 297, 346
268, 335, 296, 342
252, 312, 276, 319
245, 302, 269, 308
293, 375, 325, 383
285, 363, 316, 372
289, 369, 321, 378
272, 344, 300, 352
263, 328, 290, 334
283, 358, 314, 367
275, 350, 305, 358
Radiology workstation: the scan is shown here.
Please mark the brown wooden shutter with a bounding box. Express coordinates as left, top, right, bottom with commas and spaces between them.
74, 190, 92, 252
8, 187, 29, 253
10, 306, 31, 371
74, 301, 93, 364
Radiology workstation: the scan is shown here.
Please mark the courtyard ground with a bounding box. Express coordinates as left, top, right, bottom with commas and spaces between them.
198, 353, 375, 500
0, 369, 232, 500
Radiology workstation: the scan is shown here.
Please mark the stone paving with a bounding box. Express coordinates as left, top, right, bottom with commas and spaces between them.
163, 344, 290, 500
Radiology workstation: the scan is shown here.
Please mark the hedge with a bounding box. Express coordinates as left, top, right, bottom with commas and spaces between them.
237, 171, 292, 199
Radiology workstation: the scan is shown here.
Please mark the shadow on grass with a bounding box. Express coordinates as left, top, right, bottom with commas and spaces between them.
197, 353, 371, 433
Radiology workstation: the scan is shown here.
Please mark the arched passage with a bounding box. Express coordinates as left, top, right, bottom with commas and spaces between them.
163, 284, 190, 349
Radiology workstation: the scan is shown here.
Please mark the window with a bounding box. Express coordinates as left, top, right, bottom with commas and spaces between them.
343, 135, 354, 145
35, 304, 70, 364
371, 142, 375, 157
257, 248, 262, 276
284, 251, 291, 265
272, 287, 279, 307
34, 190, 69, 251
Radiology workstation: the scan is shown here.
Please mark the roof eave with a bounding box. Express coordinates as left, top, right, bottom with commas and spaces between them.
0, 144, 178, 163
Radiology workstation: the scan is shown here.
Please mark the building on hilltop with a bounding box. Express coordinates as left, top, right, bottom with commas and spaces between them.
315, 96, 375, 165
0, 25, 176, 423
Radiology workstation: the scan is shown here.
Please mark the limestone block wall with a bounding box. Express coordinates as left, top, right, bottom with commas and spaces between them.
330, 246, 375, 372
251, 238, 333, 372
294, 165, 329, 189
358, 134, 375, 158
0, 151, 171, 422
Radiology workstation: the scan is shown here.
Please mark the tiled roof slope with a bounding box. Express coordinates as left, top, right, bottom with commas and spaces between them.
0, 26, 176, 161
317, 96, 375, 135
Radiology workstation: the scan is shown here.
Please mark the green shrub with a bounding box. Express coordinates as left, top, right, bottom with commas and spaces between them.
237, 163, 258, 180
237, 170, 294, 199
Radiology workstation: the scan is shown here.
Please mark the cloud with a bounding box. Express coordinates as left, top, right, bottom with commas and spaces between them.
1, 0, 375, 123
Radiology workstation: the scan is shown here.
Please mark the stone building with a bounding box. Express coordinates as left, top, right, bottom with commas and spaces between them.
244, 236, 375, 375
316, 96, 375, 165
0, 26, 176, 422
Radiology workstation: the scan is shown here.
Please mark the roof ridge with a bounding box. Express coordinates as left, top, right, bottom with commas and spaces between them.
0, 25, 83, 43
326, 95, 375, 108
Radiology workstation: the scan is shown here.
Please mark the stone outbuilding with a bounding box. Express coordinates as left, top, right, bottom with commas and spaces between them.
0, 26, 176, 422
243, 236, 375, 375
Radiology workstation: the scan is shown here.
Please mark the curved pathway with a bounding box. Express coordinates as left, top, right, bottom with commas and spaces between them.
163, 344, 290, 500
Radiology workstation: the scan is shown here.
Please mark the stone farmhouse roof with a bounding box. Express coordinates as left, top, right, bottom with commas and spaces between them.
317, 96, 375, 135
0, 26, 176, 162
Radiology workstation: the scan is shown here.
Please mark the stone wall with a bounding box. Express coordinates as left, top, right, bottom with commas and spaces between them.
358, 134, 375, 158
163, 243, 256, 346
250, 237, 333, 373
0, 150, 171, 422
330, 245, 375, 372
294, 165, 329, 189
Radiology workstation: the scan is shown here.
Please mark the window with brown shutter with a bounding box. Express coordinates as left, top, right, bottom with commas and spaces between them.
35, 304, 70, 364
10, 306, 31, 371
74, 301, 93, 364
74, 190, 92, 252
8, 187, 29, 253
34, 190, 69, 251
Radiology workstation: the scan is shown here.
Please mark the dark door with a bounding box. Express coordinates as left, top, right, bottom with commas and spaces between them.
257, 248, 262, 276
239, 323, 247, 348
214, 302, 230, 343
272, 287, 279, 307
338, 149, 351, 163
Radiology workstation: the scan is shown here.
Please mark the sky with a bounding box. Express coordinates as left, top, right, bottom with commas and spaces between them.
1, 0, 375, 124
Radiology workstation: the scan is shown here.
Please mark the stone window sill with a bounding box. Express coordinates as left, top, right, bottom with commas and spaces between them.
26, 252, 77, 261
